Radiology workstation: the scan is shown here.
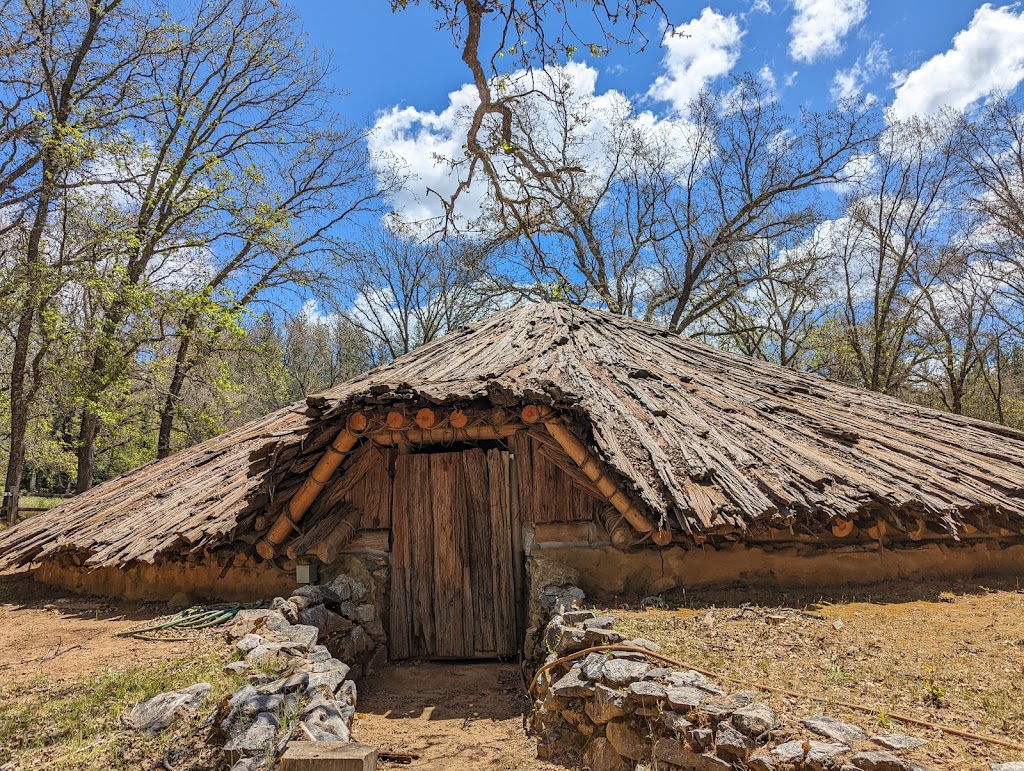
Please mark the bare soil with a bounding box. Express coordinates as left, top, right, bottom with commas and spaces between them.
0, 569, 206, 683
354, 660, 561, 770
596, 577, 1024, 771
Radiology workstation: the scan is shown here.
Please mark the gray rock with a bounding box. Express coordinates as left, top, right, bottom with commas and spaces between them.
269, 596, 299, 624
257, 672, 308, 695
666, 685, 706, 711
224, 711, 279, 754
729, 690, 760, 706
661, 711, 692, 734
667, 670, 725, 695
582, 737, 630, 771
226, 689, 289, 722
265, 622, 320, 651
244, 643, 290, 667
298, 604, 329, 639
326, 574, 367, 603
746, 752, 777, 771
366, 646, 388, 675
772, 739, 850, 770
236, 634, 265, 653
224, 661, 250, 674
732, 702, 776, 736
354, 603, 376, 625
229, 756, 270, 771
601, 658, 651, 687
300, 721, 346, 741
626, 680, 667, 705
583, 627, 627, 646
872, 734, 927, 751
335, 679, 358, 708
644, 666, 674, 681
125, 682, 212, 735
698, 697, 737, 720
305, 668, 349, 698
228, 609, 291, 639
292, 584, 324, 604
849, 750, 911, 770
303, 658, 350, 675
550, 663, 596, 697
581, 652, 609, 681
687, 726, 715, 752
364, 617, 387, 643
626, 637, 661, 651
606, 719, 646, 761
715, 721, 754, 759
991, 765, 1024, 771
563, 610, 597, 625
802, 715, 869, 744
640, 596, 668, 608
303, 700, 353, 742
324, 609, 353, 635
582, 615, 615, 630
585, 683, 627, 724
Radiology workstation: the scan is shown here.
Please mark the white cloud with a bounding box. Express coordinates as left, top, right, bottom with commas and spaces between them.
890, 4, 1024, 120
788, 0, 867, 64
751, 0, 772, 13
647, 8, 744, 113
830, 41, 889, 102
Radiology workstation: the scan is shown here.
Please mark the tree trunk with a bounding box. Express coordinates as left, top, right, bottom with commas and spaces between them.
157, 334, 193, 459
74, 408, 100, 494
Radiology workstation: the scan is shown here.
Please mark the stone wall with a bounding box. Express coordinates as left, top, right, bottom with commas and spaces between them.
531, 585, 936, 771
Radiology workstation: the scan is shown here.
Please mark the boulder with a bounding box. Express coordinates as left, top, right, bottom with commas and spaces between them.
715, 722, 754, 760
236, 634, 264, 653
625, 680, 666, 706
258, 672, 308, 695
563, 609, 597, 625
849, 751, 912, 771
582, 737, 630, 771
228, 609, 291, 639
303, 700, 353, 742
298, 604, 329, 639
601, 658, 651, 687
305, 669, 350, 698
746, 752, 777, 770
224, 711, 279, 755
125, 683, 212, 736
991, 765, 1024, 771
771, 739, 850, 771
661, 711, 692, 734
264, 623, 320, 651
687, 726, 715, 752
802, 715, 869, 744
666, 685, 706, 711
872, 734, 927, 751
732, 702, 776, 736
606, 719, 646, 761
550, 663, 595, 698
324, 609, 353, 635
667, 670, 724, 695
582, 615, 615, 630
585, 684, 627, 724
292, 584, 324, 604
269, 596, 299, 624
224, 661, 250, 674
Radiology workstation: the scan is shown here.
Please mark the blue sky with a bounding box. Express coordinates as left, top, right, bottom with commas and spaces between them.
288, 0, 1024, 225
296, 1, 1017, 121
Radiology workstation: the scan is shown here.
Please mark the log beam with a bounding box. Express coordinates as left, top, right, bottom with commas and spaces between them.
370, 424, 522, 445
522, 405, 661, 539
257, 414, 367, 559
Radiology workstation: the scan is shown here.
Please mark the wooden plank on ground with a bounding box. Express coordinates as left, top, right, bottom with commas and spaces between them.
279, 741, 378, 770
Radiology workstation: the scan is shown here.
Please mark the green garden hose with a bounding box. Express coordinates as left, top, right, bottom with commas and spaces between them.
115, 603, 242, 641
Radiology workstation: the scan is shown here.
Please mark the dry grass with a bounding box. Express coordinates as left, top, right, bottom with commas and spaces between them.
592, 578, 1024, 770
0, 652, 247, 771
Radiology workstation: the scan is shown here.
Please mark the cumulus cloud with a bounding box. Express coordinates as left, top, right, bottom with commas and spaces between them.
647, 8, 744, 113
788, 0, 867, 64
890, 4, 1024, 120
830, 41, 889, 102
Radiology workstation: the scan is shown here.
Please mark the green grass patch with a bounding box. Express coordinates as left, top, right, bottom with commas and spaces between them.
0, 652, 248, 771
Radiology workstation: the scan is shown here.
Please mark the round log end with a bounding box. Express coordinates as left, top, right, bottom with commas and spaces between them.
908, 518, 927, 540
487, 407, 508, 425
830, 518, 855, 538
347, 411, 369, 432
255, 538, 276, 560
449, 409, 469, 429
415, 407, 437, 429
961, 522, 978, 535
652, 528, 673, 547
609, 528, 634, 549
521, 405, 551, 424
865, 519, 888, 540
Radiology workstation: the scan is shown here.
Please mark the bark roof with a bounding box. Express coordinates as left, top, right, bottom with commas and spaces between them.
3, 302, 1023, 568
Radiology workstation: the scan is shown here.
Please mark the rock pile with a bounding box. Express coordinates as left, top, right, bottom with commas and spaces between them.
126, 572, 384, 771
531, 586, 937, 771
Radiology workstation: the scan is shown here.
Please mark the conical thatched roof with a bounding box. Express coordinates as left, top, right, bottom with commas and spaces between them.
3, 302, 1024, 569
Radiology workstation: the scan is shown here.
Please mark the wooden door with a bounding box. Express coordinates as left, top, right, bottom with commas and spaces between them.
389, 448, 517, 659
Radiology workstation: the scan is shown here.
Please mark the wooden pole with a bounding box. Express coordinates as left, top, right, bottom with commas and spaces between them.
521, 406, 659, 537
370, 424, 522, 445
601, 507, 636, 549
257, 413, 367, 559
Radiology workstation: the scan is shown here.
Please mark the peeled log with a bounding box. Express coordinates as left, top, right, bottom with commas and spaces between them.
386, 411, 410, 429
449, 409, 469, 429
652, 528, 672, 547
907, 518, 927, 541
310, 506, 362, 564
601, 508, 636, 550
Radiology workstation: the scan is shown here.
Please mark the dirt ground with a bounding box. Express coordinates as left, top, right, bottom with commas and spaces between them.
355, 661, 562, 770
0, 570, 206, 683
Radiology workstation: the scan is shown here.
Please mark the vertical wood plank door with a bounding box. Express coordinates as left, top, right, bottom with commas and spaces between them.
389, 449, 517, 659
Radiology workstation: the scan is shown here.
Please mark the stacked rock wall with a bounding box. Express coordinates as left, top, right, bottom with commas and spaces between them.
531, 585, 935, 771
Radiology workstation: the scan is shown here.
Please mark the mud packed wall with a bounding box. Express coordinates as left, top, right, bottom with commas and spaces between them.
528, 529, 1024, 596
